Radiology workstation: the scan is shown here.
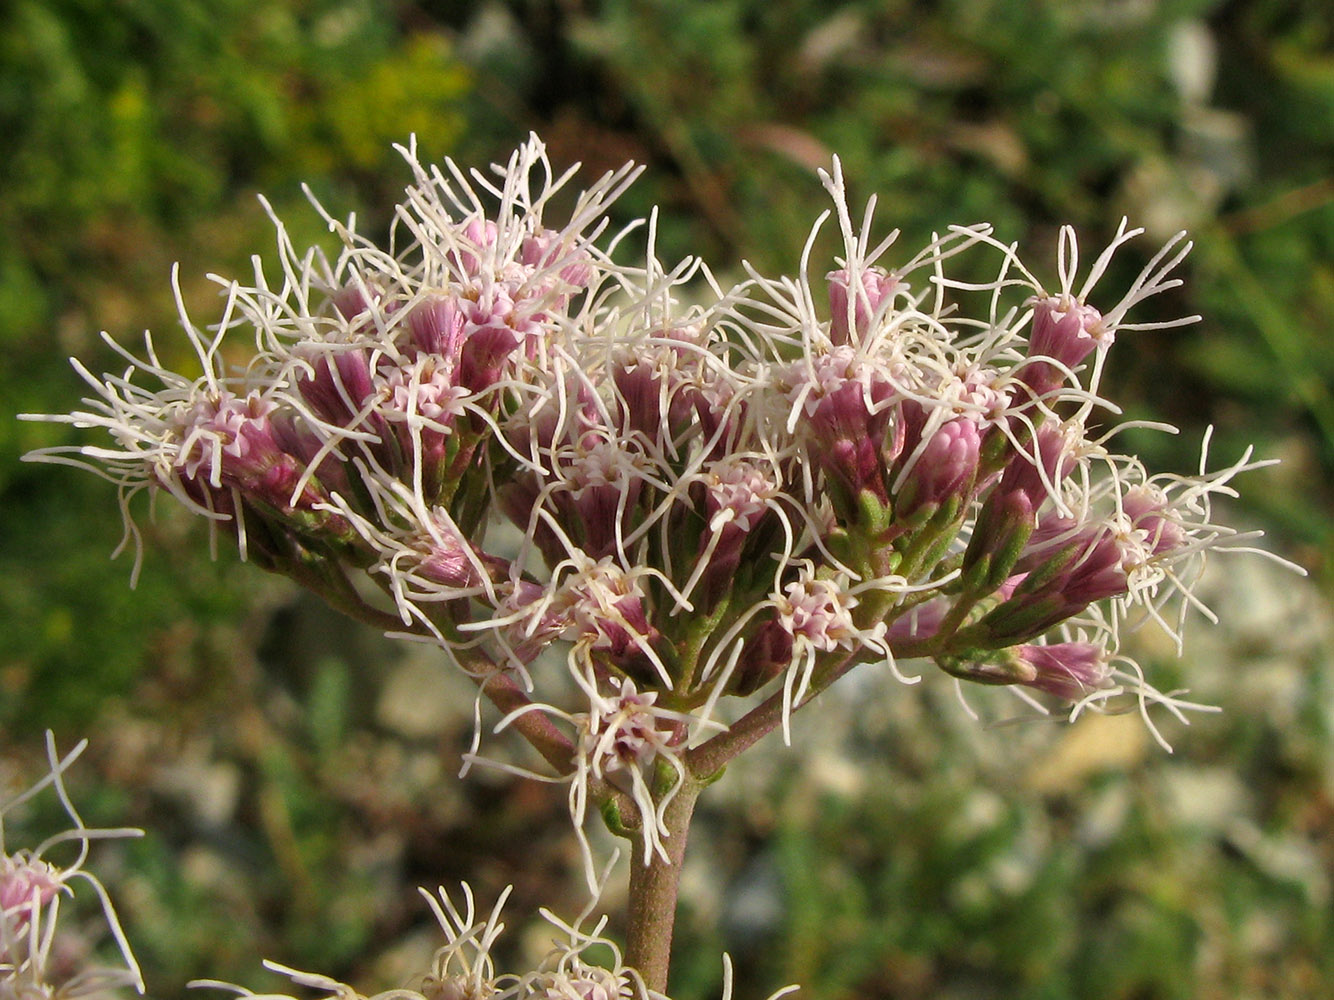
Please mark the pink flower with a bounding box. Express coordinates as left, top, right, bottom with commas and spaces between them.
1013, 641, 1111, 700
171, 391, 336, 519
936, 641, 1111, 702
295, 345, 378, 428
1124, 485, 1188, 556
1019, 293, 1109, 398
827, 266, 899, 346
0, 856, 60, 930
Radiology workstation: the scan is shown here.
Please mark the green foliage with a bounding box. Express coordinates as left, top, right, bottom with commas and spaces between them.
1, 0, 470, 734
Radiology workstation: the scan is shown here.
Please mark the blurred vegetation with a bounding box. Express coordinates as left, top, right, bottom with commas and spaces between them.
2, 0, 1332, 999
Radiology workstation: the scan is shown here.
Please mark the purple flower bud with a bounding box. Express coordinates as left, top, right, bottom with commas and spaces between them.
379, 358, 471, 495
1029, 518, 1129, 606
611, 355, 665, 443
973, 519, 1130, 643
787, 347, 900, 499
886, 598, 947, 645
1001, 424, 1071, 508
417, 511, 484, 588
330, 283, 380, 324
1012, 641, 1111, 700
693, 460, 780, 609
961, 425, 1071, 591
559, 563, 658, 661
522, 228, 594, 290
937, 640, 1110, 701
827, 266, 898, 346
565, 440, 644, 560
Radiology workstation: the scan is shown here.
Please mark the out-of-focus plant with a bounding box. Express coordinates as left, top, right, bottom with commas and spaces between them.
1, 0, 469, 732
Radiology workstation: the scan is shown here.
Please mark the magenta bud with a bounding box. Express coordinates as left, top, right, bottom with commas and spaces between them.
886, 598, 948, 645
522, 229, 594, 290
612, 358, 663, 442
458, 322, 522, 393
731, 619, 795, 696
936, 640, 1110, 701
297, 347, 377, 427
331, 283, 377, 323
418, 516, 483, 589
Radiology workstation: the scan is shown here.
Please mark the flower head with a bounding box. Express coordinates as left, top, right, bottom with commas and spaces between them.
1, 735, 143, 999
22, 135, 1302, 896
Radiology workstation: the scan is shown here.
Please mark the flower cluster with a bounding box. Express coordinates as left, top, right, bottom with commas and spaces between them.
24, 135, 1292, 878
195, 881, 793, 1000
0, 735, 143, 999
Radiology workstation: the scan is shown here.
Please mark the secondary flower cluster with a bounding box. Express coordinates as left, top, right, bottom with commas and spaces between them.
25, 135, 1281, 873
0, 736, 143, 999
196, 881, 796, 1000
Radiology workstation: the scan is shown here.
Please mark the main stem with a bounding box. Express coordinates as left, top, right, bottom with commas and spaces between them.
624, 778, 703, 995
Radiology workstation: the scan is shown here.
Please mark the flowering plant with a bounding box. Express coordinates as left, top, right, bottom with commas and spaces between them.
21, 136, 1294, 998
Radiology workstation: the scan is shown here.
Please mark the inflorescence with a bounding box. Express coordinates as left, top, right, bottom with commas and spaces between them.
24, 135, 1294, 895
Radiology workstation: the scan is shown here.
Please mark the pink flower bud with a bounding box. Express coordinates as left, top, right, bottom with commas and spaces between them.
827, 266, 898, 346
693, 460, 780, 610
936, 640, 1110, 701
1013, 641, 1111, 700
455, 289, 527, 392
975, 520, 1131, 643
564, 440, 644, 560
1021, 293, 1108, 395
296, 346, 378, 427
1123, 485, 1187, 556
961, 425, 1070, 590
552, 560, 659, 664
787, 348, 900, 499
379, 358, 470, 495
1022, 518, 1129, 607
330, 282, 381, 324
886, 598, 947, 645
522, 228, 594, 290
416, 511, 484, 589
0, 857, 60, 929
408, 295, 468, 359
896, 416, 981, 516
457, 218, 498, 276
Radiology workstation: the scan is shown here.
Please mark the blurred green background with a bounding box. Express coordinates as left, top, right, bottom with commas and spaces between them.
2, 1, 1332, 998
